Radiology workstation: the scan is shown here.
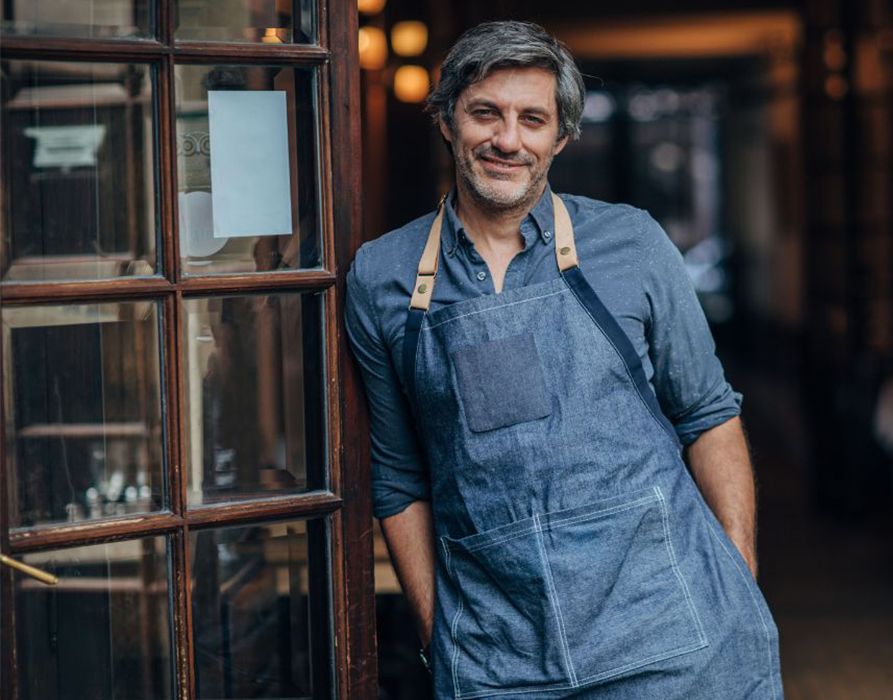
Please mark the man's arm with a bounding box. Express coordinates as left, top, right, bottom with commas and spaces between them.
380, 500, 437, 646
633, 212, 755, 573
685, 416, 758, 578
346, 251, 437, 644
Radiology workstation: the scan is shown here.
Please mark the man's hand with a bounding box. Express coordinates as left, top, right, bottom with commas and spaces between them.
685, 416, 758, 579
380, 500, 437, 646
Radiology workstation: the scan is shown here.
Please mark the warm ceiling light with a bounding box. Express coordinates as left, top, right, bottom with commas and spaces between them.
824, 74, 848, 100
391, 21, 428, 57
393, 65, 430, 103
358, 0, 387, 15
358, 26, 388, 70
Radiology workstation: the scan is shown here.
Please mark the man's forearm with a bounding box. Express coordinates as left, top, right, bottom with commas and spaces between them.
380, 500, 437, 646
685, 416, 758, 578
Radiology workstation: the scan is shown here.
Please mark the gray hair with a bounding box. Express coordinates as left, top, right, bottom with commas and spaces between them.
426, 21, 585, 141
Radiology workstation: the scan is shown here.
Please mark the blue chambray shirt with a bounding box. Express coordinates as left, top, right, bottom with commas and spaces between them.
345, 186, 742, 519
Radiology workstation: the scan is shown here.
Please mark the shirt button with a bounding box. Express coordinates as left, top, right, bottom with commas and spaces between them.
476, 271, 487, 281
544, 230, 552, 239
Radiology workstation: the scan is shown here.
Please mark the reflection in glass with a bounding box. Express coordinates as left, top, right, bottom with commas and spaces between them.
2, 302, 165, 527
1, 60, 157, 282
175, 0, 315, 44
16, 537, 173, 700
1, 0, 152, 39
175, 64, 320, 275
183, 293, 324, 505
190, 519, 330, 698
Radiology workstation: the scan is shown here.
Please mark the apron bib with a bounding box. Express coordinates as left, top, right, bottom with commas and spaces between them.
402, 194, 783, 700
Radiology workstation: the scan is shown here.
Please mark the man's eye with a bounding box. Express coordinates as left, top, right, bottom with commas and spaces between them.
522, 115, 546, 125
473, 109, 495, 117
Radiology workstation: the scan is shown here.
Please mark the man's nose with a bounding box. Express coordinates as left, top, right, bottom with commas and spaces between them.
491, 117, 522, 153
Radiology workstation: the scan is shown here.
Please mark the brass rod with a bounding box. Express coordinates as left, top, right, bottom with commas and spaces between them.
0, 553, 59, 585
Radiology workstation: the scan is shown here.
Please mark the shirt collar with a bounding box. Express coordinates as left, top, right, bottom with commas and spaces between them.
441, 184, 556, 257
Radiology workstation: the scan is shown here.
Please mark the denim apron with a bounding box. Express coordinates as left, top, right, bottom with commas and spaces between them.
402, 194, 783, 699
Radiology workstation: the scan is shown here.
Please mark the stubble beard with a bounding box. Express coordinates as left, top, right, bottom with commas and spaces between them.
454, 145, 553, 216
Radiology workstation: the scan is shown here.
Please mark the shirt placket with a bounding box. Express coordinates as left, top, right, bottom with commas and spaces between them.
502, 221, 539, 291
459, 232, 494, 292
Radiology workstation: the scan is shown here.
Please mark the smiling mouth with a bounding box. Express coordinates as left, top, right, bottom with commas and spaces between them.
478, 155, 528, 173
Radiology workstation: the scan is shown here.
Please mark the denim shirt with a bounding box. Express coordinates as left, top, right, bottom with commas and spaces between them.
345, 186, 742, 519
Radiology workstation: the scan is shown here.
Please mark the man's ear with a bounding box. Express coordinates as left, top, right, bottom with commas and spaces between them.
438, 117, 453, 144
553, 134, 569, 156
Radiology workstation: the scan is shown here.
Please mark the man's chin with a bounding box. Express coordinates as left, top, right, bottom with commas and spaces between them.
469, 179, 531, 208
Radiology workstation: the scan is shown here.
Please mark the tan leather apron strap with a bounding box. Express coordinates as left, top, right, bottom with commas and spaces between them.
551, 193, 578, 272
409, 202, 445, 310
409, 192, 579, 311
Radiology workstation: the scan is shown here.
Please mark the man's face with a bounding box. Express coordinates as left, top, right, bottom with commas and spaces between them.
441, 67, 568, 211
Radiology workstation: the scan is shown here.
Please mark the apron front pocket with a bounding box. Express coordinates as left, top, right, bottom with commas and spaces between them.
441, 520, 571, 698
451, 333, 551, 432
540, 487, 708, 685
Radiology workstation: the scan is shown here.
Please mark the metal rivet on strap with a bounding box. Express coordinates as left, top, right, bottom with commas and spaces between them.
417, 283, 428, 294
560, 246, 571, 255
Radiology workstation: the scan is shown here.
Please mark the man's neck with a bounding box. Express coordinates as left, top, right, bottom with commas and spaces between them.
453, 180, 545, 252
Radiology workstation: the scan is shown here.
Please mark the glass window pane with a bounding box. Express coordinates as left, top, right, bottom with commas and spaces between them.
190, 519, 330, 699
2, 301, 166, 527
183, 292, 324, 505
175, 0, 315, 44
15, 536, 173, 700
175, 64, 320, 275
1, 0, 152, 39
1, 60, 158, 282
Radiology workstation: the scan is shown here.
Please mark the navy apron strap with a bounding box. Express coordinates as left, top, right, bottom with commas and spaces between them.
402, 307, 425, 401
402, 198, 446, 401
562, 266, 679, 444
552, 195, 680, 445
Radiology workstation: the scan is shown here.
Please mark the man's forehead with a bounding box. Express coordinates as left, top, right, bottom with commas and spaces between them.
459, 67, 558, 110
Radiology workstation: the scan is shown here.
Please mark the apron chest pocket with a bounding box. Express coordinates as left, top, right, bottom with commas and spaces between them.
451, 333, 551, 432
441, 487, 708, 698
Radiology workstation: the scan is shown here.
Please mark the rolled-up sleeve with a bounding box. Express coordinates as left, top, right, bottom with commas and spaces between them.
638, 213, 743, 445
345, 248, 430, 518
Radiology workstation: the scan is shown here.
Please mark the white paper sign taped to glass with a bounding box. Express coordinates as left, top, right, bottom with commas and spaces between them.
208, 90, 293, 238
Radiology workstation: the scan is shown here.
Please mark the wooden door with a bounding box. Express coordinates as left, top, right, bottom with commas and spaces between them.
0, 1, 375, 697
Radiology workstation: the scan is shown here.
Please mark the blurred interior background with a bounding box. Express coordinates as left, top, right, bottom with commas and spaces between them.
1, 0, 892, 697
358, 1, 893, 698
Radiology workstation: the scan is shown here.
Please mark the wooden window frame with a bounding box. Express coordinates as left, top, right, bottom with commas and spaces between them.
0, 0, 375, 697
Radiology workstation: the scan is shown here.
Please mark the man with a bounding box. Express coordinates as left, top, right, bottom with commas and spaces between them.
346, 21, 783, 700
